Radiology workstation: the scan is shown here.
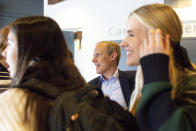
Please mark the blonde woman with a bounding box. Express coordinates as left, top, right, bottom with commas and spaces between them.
121, 3, 196, 131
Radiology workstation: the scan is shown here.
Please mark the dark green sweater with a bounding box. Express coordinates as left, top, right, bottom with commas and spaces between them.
136, 54, 196, 131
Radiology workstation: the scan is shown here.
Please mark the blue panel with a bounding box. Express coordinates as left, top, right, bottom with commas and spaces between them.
114, 40, 137, 71
63, 31, 74, 55
0, 0, 22, 17
22, 0, 44, 16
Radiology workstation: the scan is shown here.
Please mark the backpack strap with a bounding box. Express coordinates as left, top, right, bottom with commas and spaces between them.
19, 79, 61, 99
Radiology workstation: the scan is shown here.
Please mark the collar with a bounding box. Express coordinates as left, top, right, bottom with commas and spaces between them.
100, 69, 119, 82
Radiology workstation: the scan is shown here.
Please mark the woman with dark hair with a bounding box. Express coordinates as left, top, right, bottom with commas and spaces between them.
0, 16, 86, 131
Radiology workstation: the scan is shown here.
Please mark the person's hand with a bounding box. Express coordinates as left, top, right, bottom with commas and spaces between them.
140, 29, 170, 58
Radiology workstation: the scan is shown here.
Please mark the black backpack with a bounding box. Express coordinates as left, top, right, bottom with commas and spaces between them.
49, 85, 140, 131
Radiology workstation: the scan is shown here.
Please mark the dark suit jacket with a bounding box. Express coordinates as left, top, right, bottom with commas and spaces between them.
88, 70, 136, 107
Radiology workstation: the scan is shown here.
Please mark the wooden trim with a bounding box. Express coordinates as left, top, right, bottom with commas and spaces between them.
48, 0, 65, 5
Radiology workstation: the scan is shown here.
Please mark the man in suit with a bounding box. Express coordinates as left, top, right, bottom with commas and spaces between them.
88, 41, 135, 109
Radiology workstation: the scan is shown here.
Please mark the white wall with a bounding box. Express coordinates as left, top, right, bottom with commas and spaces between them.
44, 0, 163, 82
174, 1, 196, 37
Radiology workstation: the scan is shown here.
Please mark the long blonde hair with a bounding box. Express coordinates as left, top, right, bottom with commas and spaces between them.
129, 3, 196, 115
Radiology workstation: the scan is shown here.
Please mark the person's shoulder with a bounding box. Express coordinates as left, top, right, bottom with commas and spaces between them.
160, 105, 196, 131
119, 69, 136, 74
0, 88, 28, 130
187, 74, 196, 85
0, 88, 27, 102
179, 74, 196, 92
174, 74, 196, 105
119, 70, 136, 79
88, 76, 100, 85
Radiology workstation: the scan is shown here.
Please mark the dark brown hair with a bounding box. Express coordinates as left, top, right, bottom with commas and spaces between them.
9, 16, 86, 131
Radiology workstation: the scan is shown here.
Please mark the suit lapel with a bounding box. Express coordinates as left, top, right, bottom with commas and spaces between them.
119, 70, 131, 107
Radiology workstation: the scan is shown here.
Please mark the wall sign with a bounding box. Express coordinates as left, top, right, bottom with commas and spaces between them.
165, 0, 196, 37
